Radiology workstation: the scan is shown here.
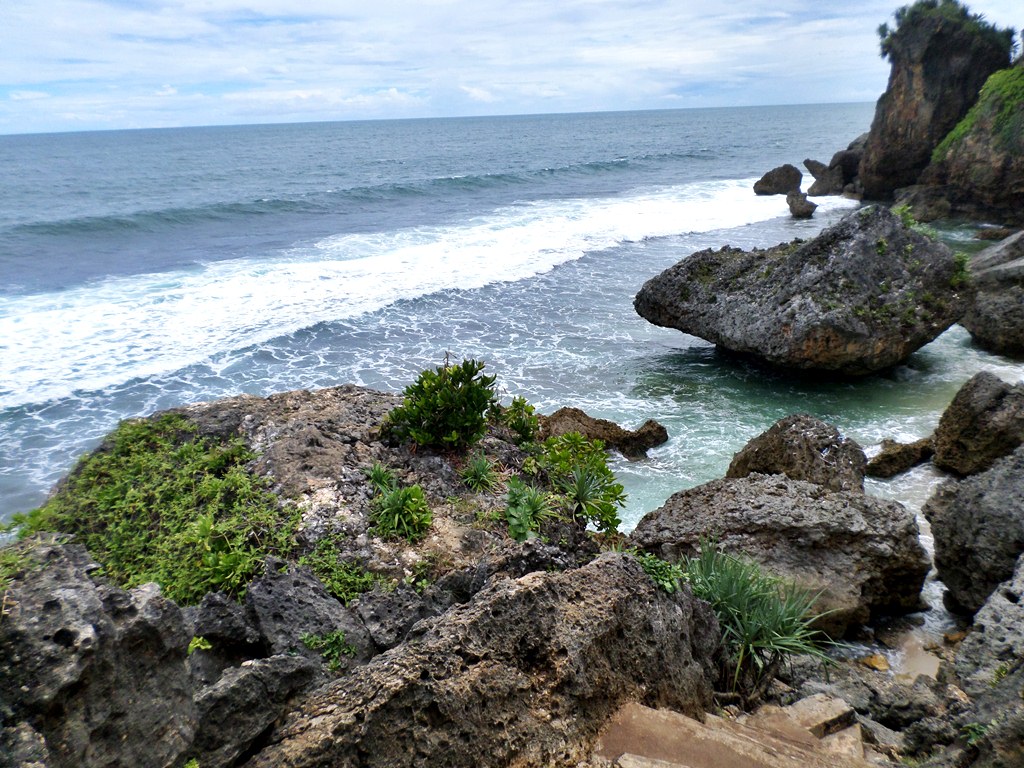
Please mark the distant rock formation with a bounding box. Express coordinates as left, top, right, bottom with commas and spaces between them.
961, 229, 1024, 356
633, 206, 965, 376
540, 406, 668, 459
786, 191, 817, 219
754, 164, 802, 195
858, 1, 1013, 199
804, 134, 868, 197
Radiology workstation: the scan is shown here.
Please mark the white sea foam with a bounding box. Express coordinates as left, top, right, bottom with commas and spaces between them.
0, 179, 857, 409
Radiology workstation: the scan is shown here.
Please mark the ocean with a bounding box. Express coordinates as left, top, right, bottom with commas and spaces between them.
3, 104, 1022, 530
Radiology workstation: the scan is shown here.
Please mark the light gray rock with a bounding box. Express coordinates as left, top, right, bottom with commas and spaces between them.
961, 230, 1024, 357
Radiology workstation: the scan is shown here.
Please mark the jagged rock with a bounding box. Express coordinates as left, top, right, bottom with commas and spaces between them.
0, 538, 195, 768
754, 164, 803, 195
244, 564, 375, 670
787, 191, 817, 219
805, 158, 845, 197
630, 474, 929, 637
0, 722, 51, 768
244, 553, 719, 768
932, 371, 1024, 476
923, 446, 1024, 616
961, 230, 1024, 356
858, 6, 1012, 199
726, 414, 866, 493
865, 437, 934, 478
192, 655, 320, 768
540, 406, 668, 459
633, 206, 965, 376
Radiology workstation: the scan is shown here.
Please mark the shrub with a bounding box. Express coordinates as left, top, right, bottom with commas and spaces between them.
461, 451, 499, 493
497, 396, 541, 445
682, 540, 832, 707
301, 630, 357, 671
13, 414, 296, 605
372, 484, 432, 542
505, 476, 555, 542
386, 358, 497, 451
364, 461, 397, 494
951, 251, 971, 287
877, 1, 1014, 62
632, 550, 686, 594
298, 537, 380, 604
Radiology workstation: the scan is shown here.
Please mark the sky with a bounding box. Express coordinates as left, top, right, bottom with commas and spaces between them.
0, 0, 1019, 135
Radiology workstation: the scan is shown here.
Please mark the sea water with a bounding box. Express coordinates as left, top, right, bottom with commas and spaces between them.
2, 104, 1023, 530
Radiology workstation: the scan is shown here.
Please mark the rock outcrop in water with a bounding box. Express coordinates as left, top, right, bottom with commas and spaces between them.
858, 1, 1013, 199
753, 164, 802, 195
633, 206, 965, 376
540, 406, 669, 459
629, 472, 929, 638
961, 230, 1024, 356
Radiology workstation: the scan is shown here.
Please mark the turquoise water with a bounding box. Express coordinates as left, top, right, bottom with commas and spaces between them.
2, 104, 1022, 527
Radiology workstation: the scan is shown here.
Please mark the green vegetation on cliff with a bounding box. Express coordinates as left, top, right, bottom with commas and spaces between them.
877, 0, 1014, 62
13, 413, 297, 604
933, 66, 1024, 161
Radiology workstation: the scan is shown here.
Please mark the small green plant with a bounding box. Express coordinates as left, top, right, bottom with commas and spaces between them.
12, 414, 297, 605
461, 451, 499, 493
364, 461, 397, 494
991, 662, 1010, 686
187, 636, 212, 655
498, 396, 541, 445
632, 550, 686, 594
301, 630, 357, 671
299, 537, 379, 605
950, 251, 970, 288
875, 237, 889, 256
385, 357, 497, 451
372, 484, 432, 542
505, 476, 555, 542
961, 719, 995, 746
183, 760, 201, 768
682, 541, 832, 707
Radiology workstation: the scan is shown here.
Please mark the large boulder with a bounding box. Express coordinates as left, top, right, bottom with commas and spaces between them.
858, 4, 1012, 199
245, 553, 719, 768
787, 191, 817, 219
920, 65, 1024, 226
754, 164, 802, 195
633, 206, 965, 376
961, 230, 1024, 356
726, 414, 866, 493
630, 474, 930, 638
923, 446, 1024, 616
931, 371, 1024, 476
0, 538, 196, 768
540, 406, 669, 459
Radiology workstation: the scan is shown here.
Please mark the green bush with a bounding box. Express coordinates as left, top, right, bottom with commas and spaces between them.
505, 476, 555, 541
364, 461, 397, 494
13, 414, 296, 605
386, 358, 497, 451
298, 537, 380, 605
497, 396, 541, 445
528, 432, 626, 535
632, 550, 686, 594
877, 1, 1014, 62
372, 484, 432, 542
682, 541, 832, 707
461, 451, 499, 493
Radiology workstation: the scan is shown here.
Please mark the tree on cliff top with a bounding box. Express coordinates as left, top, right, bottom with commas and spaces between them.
877, 0, 1015, 62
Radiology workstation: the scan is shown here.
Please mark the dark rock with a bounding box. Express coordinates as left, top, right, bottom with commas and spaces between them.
865, 437, 934, 478
754, 164, 802, 195
726, 414, 866, 493
540, 406, 668, 459
244, 553, 719, 768
858, 9, 1011, 199
630, 473, 929, 637
961, 230, 1024, 357
354, 587, 434, 651
0, 538, 195, 768
244, 564, 375, 670
924, 446, 1024, 616
192, 655, 320, 768
805, 158, 844, 197
786, 191, 817, 219
932, 371, 1024, 476
633, 205, 965, 376
0, 722, 51, 768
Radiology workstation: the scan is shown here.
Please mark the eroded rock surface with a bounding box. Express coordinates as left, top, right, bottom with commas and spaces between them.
865, 437, 933, 478
540, 406, 668, 459
961, 230, 1024, 356
245, 553, 719, 768
633, 206, 964, 375
932, 371, 1024, 476
754, 164, 802, 195
630, 474, 929, 637
727, 414, 866, 493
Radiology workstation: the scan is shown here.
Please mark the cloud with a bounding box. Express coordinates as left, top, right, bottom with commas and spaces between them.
0, 0, 1020, 133
9, 91, 50, 101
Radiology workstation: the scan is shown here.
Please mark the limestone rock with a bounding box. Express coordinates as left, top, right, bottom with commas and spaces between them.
727, 414, 866, 493
961, 230, 1024, 356
865, 437, 934, 478
630, 474, 929, 637
923, 446, 1024, 615
541, 406, 669, 459
633, 206, 965, 376
858, 7, 1011, 199
932, 371, 1024, 476
787, 191, 817, 219
245, 553, 719, 768
0, 538, 195, 768
754, 164, 803, 195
